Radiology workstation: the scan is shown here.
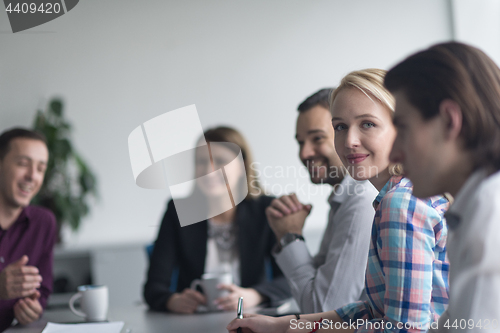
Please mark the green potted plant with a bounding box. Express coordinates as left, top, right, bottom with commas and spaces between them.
32, 98, 98, 242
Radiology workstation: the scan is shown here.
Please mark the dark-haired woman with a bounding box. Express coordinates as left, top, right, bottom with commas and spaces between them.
144, 126, 290, 314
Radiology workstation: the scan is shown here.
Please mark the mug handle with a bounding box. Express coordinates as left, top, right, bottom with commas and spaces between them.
190, 279, 202, 292
69, 292, 87, 318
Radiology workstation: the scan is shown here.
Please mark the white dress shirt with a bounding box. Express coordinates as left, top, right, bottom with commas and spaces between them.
274, 175, 378, 313
431, 169, 500, 332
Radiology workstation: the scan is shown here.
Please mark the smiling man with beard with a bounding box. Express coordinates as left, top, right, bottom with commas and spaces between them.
266, 88, 378, 313
0, 128, 56, 331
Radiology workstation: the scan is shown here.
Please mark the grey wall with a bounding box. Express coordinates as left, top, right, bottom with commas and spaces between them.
452, 0, 500, 65
0, 0, 453, 247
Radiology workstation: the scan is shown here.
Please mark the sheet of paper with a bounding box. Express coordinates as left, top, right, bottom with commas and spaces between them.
41, 322, 124, 333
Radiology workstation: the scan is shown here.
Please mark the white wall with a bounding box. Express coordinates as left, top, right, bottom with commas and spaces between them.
451, 0, 500, 65
0, 0, 453, 248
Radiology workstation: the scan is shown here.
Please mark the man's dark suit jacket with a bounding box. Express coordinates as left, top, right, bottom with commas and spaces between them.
143, 195, 291, 311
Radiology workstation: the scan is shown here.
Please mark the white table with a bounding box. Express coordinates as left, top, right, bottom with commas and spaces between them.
5, 304, 240, 333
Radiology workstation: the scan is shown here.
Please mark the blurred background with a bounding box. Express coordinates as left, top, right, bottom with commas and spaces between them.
1, 0, 499, 307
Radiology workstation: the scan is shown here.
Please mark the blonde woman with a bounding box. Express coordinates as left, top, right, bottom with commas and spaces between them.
227, 70, 450, 333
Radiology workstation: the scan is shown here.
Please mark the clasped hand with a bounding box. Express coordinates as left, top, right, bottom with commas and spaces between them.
266, 193, 312, 241
14, 291, 43, 325
0, 255, 43, 325
0, 255, 42, 300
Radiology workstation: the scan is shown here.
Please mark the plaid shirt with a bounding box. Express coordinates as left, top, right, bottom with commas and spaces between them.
336, 176, 450, 333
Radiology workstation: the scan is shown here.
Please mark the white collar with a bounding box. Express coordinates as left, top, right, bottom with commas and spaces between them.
328, 174, 368, 204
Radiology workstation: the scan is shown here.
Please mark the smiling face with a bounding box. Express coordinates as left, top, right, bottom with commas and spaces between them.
296, 105, 344, 186
195, 142, 244, 197
0, 138, 49, 209
331, 88, 396, 191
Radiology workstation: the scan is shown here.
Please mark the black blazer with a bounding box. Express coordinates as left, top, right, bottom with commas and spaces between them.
143, 195, 291, 311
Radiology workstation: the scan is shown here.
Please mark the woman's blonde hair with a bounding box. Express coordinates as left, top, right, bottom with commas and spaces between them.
330, 68, 403, 176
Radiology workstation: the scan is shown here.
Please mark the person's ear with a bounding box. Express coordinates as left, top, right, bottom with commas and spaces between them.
438, 99, 463, 141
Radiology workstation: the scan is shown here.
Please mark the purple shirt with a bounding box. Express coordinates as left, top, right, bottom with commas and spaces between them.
0, 206, 56, 332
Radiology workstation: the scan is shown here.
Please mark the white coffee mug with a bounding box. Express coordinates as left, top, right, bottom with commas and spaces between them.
69, 285, 109, 321
190, 272, 232, 311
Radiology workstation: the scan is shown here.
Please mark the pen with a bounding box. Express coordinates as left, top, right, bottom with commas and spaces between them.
237, 297, 243, 333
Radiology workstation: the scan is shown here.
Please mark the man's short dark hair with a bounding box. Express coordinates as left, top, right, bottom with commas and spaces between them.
0, 128, 47, 160
297, 88, 335, 112
385, 42, 500, 171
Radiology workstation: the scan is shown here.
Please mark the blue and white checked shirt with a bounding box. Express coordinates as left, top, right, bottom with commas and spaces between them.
337, 176, 450, 333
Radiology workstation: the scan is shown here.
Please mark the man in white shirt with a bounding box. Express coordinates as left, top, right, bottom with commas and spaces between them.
385, 42, 500, 332
432, 169, 500, 331
267, 89, 378, 313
